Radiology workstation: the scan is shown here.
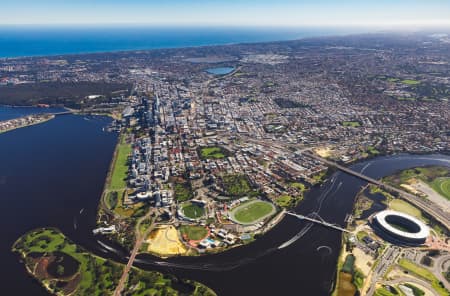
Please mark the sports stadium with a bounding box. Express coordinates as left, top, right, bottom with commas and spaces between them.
371, 210, 430, 244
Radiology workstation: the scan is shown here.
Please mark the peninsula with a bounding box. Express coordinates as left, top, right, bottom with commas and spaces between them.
0, 113, 55, 134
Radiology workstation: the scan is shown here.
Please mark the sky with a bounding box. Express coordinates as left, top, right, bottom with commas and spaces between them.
1, 0, 450, 27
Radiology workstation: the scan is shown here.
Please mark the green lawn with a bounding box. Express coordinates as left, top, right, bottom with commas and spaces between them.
275, 195, 293, 207
109, 138, 132, 190
342, 121, 361, 127
374, 287, 399, 296
12, 228, 216, 296
384, 166, 450, 201
430, 177, 450, 200
182, 203, 206, 219
404, 284, 425, 296
179, 225, 208, 241
231, 200, 275, 224
398, 259, 449, 296
174, 183, 193, 202
389, 199, 422, 219
356, 230, 369, 241
12, 228, 122, 295
289, 182, 306, 191
200, 147, 226, 159
367, 146, 380, 155
402, 79, 421, 85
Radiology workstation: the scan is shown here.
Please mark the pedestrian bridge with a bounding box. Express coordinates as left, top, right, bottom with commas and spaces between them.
286, 211, 351, 233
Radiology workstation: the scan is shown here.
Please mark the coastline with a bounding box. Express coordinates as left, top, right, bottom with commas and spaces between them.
0, 26, 359, 60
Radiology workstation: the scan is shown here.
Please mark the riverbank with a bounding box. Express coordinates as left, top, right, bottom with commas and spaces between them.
0, 114, 55, 134
12, 227, 216, 296
332, 163, 450, 296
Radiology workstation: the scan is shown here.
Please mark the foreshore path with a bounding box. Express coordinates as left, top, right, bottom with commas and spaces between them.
113, 210, 157, 296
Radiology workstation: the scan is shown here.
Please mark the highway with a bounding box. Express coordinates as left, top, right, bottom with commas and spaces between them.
384, 277, 440, 296
302, 152, 450, 231
366, 246, 401, 296
113, 211, 157, 296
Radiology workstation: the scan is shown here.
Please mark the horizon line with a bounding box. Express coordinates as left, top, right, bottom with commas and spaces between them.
1, 21, 450, 29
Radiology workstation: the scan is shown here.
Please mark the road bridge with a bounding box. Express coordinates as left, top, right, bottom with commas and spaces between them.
49, 111, 74, 116
302, 152, 450, 231
286, 212, 351, 233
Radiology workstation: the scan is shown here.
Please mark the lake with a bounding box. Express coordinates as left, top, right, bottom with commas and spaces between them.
206, 67, 235, 75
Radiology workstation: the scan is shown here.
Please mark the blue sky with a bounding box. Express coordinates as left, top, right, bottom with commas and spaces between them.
1, 0, 450, 27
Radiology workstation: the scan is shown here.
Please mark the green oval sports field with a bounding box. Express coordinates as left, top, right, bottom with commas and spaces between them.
230, 200, 276, 225
431, 177, 450, 200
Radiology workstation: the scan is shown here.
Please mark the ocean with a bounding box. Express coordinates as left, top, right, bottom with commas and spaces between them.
0, 26, 362, 58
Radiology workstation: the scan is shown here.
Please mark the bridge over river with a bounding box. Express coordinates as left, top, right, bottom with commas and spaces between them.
286, 212, 351, 233
302, 152, 450, 231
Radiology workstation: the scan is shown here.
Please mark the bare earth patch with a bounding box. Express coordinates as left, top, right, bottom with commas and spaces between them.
146, 225, 187, 257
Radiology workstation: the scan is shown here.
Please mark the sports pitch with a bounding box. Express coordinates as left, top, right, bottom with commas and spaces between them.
181, 202, 206, 219
230, 200, 276, 225
431, 177, 450, 200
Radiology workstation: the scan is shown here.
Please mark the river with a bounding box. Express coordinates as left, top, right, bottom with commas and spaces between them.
0, 110, 449, 295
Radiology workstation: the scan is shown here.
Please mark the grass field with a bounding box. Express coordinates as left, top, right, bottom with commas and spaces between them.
230, 200, 275, 224
109, 137, 132, 190
384, 166, 450, 201
12, 228, 129, 295
289, 182, 306, 191
389, 199, 422, 219
398, 258, 449, 296
179, 225, 208, 241
430, 177, 450, 200
182, 202, 206, 219
12, 228, 216, 296
342, 121, 361, 127
199, 146, 226, 159
402, 79, 421, 85
374, 287, 399, 296
275, 195, 293, 207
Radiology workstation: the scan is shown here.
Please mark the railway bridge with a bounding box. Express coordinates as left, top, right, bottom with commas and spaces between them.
302, 152, 450, 231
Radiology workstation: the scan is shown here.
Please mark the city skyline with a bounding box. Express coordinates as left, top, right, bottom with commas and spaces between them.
1, 0, 450, 27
